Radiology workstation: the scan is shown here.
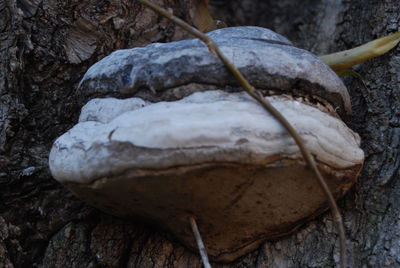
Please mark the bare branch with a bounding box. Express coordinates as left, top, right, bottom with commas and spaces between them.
189, 217, 212, 268
137, 0, 347, 266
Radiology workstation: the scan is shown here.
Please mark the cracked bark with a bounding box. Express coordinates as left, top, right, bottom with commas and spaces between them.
1, 0, 399, 267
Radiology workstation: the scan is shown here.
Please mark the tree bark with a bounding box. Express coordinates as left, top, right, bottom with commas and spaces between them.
1, 0, 399, 267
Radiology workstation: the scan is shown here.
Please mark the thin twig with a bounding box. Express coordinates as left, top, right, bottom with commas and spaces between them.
137, 0, 347, 266
189, 216, 212, 268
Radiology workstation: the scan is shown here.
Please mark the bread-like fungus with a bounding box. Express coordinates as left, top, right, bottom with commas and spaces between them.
49, 26, 364, 262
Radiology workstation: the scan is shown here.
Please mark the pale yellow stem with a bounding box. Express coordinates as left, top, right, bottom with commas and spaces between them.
320, 32, 400, 72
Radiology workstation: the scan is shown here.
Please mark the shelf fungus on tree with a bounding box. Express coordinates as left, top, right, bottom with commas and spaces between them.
49, 26, 364, 262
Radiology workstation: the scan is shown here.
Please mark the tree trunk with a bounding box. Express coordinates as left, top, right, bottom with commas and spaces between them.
1, 0, 399, 267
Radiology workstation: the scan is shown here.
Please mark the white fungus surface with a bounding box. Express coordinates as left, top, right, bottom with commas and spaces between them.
49, 90, 364, 184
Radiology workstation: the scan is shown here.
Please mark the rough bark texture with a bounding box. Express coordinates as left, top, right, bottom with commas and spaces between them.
0, 0, 399, 267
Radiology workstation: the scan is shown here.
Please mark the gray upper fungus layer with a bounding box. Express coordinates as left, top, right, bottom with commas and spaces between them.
79, 26, 351, 116
50, 26, 364, 262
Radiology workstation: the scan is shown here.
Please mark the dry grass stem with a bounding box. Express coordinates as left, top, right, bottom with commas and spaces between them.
189, 217, 212, 268
137, 0, 347, 266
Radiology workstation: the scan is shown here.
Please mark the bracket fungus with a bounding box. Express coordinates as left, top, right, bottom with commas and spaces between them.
49, 26, 364, 262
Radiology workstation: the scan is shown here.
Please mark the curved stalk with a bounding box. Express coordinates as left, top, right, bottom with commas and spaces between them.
137, 1, 347, 266
189, 217, 212, 268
